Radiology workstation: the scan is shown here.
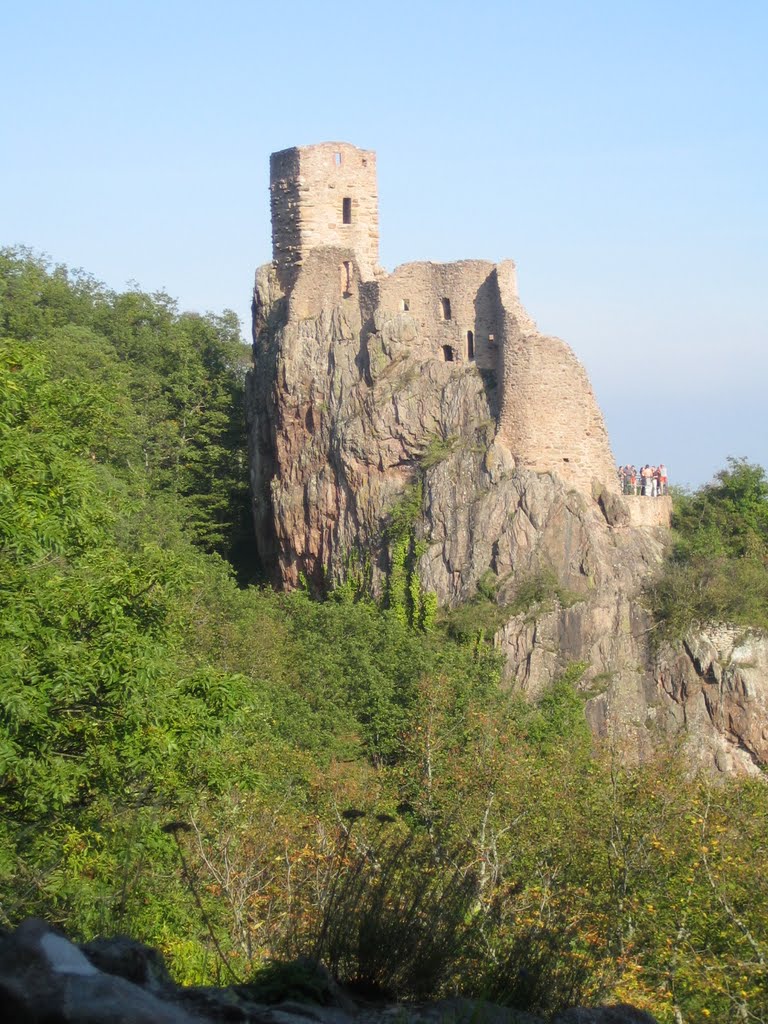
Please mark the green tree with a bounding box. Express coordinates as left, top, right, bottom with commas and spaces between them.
649, 458, 768, 635
0, 248, 253, 568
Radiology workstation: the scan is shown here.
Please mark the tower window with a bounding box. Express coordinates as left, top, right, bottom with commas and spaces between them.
441, 297, 452, 320
467, 330, 474, 360
442, 345, 454, 362
401, 299, 410, 312
342, 197, 352, 224
334, 152, 342, 166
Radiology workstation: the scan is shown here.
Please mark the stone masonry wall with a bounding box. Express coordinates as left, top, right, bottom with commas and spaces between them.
496, 262, 619, 494
286, 247, 361, 323
270, 142, 379, 289
374, 260, 502, 369
625, 495, 672, 528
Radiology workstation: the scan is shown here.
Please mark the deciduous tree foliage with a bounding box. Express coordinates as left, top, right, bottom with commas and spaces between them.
649, 458, 768, 635
0, 247, 253, 566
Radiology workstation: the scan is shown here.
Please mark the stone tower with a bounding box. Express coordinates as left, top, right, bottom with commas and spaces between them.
269, 142, 379, 288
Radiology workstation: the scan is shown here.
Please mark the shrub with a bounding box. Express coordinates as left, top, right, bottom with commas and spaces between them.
305, 827, 481, 999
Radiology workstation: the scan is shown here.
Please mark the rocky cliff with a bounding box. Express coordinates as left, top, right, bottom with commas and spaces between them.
246, 254, 767, 775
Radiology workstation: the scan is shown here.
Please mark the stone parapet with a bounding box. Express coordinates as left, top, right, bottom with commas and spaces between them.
625, 495, 672, 528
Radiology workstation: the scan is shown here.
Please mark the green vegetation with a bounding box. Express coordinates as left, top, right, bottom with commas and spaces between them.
441, 567, 581, 645
509, 567, 582, 616
419, 433, 459, 470
441, 570, 511, 644
2, 249, 768, 1023
0, 246, 253, 572
384, 482, 436, 630
648, 457, 768, 637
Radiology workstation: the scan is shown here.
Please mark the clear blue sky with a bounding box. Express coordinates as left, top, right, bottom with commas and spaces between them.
2, 0, 766, 487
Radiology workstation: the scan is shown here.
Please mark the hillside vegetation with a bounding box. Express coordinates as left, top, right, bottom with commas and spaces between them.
2, 249, 768, 1024
648, 458, 768, 637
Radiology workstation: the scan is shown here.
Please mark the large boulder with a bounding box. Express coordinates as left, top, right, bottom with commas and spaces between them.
0, 918, 200, 1023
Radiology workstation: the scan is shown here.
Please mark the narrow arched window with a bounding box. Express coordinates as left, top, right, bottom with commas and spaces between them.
467, 330, 474, 360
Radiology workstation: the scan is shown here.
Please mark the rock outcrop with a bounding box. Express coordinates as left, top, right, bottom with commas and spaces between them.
656, 625, 768, 774
246, 141, 767, 773
247, 252, 767, 772
0, 918, 660, 1024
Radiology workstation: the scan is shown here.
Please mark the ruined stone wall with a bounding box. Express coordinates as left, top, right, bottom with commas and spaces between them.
375, 260, 502, 369
266, 142, 620, 499
270, 142, 378, 289
496, 262, 619, 494
268, 148, 302, 290
286, 247, 361, 323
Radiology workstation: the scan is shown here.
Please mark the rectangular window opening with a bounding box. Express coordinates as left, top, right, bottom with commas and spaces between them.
441, 297, 452, 320
342, 197, 352, 224
334, 152, 342, 167
401, 299, 410, 312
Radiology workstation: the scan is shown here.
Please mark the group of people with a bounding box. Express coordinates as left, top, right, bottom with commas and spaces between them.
618, 464, 668, 497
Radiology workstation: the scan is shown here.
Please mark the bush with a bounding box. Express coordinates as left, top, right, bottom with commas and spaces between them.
309, 829, 480, 999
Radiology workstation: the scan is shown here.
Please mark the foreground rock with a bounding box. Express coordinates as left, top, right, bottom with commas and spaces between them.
0, 919, 659, 1024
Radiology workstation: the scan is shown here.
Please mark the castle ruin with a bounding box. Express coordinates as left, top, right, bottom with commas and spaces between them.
248, 146, 737, 778
266, 141, 624, 498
